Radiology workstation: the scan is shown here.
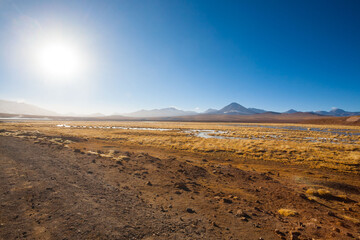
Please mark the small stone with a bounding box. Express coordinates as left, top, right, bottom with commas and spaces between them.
240, 217, 248, 222
223, 198, 233, 204
290, 231, 301, 240
254, 207, 262, 212
174, 182, 191, 191
328, 211, 336, 217
146, 181, 152, 186
212, 222, 219, 227
235, 210, 250, 219
346, 232, 354, 238
275, 229, 285, 236
186, 208, 195, 213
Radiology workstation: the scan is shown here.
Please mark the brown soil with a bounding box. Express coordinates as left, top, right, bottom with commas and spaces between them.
1, 136, 359, 239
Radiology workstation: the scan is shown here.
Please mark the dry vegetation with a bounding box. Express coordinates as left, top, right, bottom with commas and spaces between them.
278, 209, 298, 217
1, 121, 359, 174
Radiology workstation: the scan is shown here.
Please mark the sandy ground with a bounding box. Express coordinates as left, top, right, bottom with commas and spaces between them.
0, 135, 359, 239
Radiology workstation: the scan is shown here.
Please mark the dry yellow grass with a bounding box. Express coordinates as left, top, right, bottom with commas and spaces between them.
1, 121, 359, 173
306, 188, 331, 197
305, 188, 353, 202
341, 215, 360, 224
278, 209, 298, 217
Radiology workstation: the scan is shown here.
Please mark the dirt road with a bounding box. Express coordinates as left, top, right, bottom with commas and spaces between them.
0, 136, 359, 239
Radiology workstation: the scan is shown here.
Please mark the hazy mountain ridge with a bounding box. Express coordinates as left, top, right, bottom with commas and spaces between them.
0, 100, 59, 116
248, 108, 267, 114
203, 108, 218, 114
314, 108, 360, 117
123, 107, 198, 118
0, 99, 359, 118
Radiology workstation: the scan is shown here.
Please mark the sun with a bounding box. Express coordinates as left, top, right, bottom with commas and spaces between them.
33, 37, 86, 83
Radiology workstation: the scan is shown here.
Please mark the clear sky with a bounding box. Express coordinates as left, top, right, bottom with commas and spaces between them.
0, 0, 359, 114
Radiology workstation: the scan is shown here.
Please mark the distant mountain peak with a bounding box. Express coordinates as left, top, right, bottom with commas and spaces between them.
315, 108, 359, 117
216, 102, 256, 115
284, 109, 298, 114
204, 108, 218, 114
330, 108, 346, 113
228, 102, 243, 107
124, 107, 197, 117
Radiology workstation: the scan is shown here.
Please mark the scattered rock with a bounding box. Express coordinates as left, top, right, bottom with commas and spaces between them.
212, 222, 219, 227
223, 198, 233, 204
290, 231, 301, 240
174, 182, 191, 192
275, 229, 285, 236
346, 232, 354, 238
146, 181, 152, 186
235, 210, 251, 219
328, 211, 336, 217
240, 217, 248, 222
186, 208, 195, 213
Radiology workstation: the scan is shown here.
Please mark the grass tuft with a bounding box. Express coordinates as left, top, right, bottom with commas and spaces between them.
278, 209, 298, 217
341, 215, 360, 225
305, 188, 354, 202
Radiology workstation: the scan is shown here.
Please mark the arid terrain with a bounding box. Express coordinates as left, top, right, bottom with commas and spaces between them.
1, 121, 360, 239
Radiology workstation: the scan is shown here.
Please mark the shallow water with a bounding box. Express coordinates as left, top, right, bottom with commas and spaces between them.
56, 124, 359, 144
225, 124, 360, 136
56, 124, 175, 131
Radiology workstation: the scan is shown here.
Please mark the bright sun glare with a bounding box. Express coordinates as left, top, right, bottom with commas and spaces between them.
33, 38, 86, 83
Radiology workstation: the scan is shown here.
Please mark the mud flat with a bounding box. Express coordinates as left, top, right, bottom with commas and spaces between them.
0, 121, 359, 239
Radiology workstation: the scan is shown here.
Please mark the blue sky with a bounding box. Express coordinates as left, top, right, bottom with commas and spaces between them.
0, 0, 359, 114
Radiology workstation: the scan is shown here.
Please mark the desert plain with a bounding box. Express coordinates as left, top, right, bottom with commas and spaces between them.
0, 120, 359, 239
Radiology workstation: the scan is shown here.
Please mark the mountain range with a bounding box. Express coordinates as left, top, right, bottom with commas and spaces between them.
0, 99, 359, 118
123, 108, 198, 118
0, 100, 58, 116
